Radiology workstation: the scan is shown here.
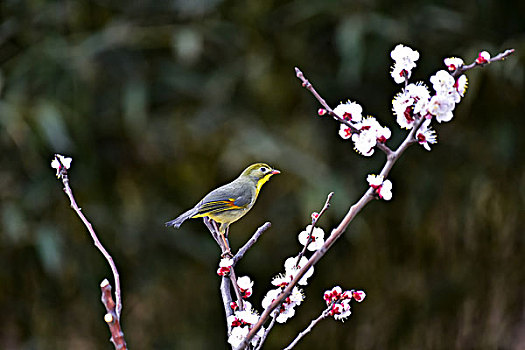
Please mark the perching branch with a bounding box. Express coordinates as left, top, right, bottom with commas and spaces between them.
204, 217, 245, 311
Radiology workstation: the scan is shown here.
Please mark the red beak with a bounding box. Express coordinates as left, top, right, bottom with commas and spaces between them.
271, 169, 280, 175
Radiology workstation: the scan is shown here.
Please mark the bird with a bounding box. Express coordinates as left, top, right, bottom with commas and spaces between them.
165, 163, 280, 249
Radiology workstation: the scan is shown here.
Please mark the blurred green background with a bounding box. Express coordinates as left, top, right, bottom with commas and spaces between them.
1, 0, 524, 349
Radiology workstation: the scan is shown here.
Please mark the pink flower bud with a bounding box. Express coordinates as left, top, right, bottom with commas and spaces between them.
318, 108, 327, 116
475, 51, 490, 64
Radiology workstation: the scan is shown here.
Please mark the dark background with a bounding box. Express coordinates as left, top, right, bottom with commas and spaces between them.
1, 0, 524, 349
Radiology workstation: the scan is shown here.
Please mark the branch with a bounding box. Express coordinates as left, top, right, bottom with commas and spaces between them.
204, 217, 245, 311
100, 279, 128, 350
283, 307, 330, 350
233, 222, 272, 265
452, 49, 515, 77
52, 155, 127, 349
61, 174, 123, 318
296, 192, 333, 265
235, 73, 434, 350
295, 67, 359, 132
254, 314, 277, 350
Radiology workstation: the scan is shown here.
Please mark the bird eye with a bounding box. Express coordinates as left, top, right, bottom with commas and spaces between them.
260, 167, 267, 173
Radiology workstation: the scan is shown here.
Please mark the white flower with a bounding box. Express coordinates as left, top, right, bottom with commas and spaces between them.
284, 256, 314, 285
262, 288, 281, 310
454, 74, 468, 98
351, 117, 390, 156
333, 300, 352, 321
261, 287, 304, 324
237, 276, 254, 299
298, 225, 325, 251
379, 180, 393, 201
390, 44, 419, 84
416, 120, 437, 151
51, 154, 72, 178
237, 276, 253, 290
324, 286, 343, 304
219, 258, 233, 267
430, 70, 455, 95
351, 290, 366, 302
333, 100, 363, 122
366, 174, 384, 188
235, 309, 259, 326
271, 273, 290, 287
367, 174, 393, 201
391, 64, 411, 84
428, 94, 455, 123
476, 51, 491, 64
227, 325, 249, 347
338, 124, 353, 140
444, 57, 464, 71
390, 44, 420, 68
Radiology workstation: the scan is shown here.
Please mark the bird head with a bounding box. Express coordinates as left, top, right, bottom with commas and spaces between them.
240, 163, 280, 194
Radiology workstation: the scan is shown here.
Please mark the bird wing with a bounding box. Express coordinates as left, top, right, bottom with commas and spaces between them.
192, 182, 254, 217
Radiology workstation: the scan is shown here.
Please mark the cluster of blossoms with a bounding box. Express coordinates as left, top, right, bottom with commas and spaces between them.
227, 301, 264, 347
367, 174, 393, 201
216, 257, 261, 347
323, 286, 366, 322
390, 44, 468, 150
336, 101, 392, 156
261, 256, 313, 323
333, 44, 477, 155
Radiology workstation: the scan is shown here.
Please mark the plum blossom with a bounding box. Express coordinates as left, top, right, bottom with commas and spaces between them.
284, 256, 314, 286
227, 302, 263, 347
338, 123, 353, 140
298, 225, 325, 251
416, 119, 437, 151
430, 70, 456, 95
392, 83, 431, 129
444, 57, 464, 72
333, 100, 363, 122
262, 286, 304, 324
427, 94, 455, 123
237, 276, 254, 299
367, 174, 393, 201
51, 154, 72, 178
454, 75, 468, 99
217, 257, 233, 276
476, 51, 491, 64
323, 286, 366, 322
351, 117, 391, 156
390, 44, 420, 84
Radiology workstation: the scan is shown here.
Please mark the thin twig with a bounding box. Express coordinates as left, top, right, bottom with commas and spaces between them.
58, 166, 123, 319
100, 279, 128, 350
284, 307, 331, 350
296, 192, 333, 266
452, 49, 515, 77
254, 314, 277, 350
53, 155, 127, 349
295, 67, 359, 133
233, 222, 272, 265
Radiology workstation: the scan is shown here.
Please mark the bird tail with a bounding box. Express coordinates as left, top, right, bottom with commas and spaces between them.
165, 207, 199, 228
